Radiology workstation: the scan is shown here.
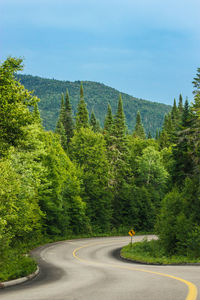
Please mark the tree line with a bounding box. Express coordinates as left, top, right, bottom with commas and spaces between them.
15, 73, 171, 135
1, 57, 200, 265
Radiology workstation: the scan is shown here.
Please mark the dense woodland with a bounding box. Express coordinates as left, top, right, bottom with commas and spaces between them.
15, 74, 171, 136
1, 57, 200, 280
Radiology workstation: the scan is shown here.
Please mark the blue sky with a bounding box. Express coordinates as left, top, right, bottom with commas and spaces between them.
1, 0, 200, 105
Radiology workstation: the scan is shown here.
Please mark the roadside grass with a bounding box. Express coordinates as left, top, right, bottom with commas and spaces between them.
121, 238, 200, 264
0, 250, 37, 282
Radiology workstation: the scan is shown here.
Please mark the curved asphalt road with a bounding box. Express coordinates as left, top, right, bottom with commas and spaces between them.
0, 236, 199, 300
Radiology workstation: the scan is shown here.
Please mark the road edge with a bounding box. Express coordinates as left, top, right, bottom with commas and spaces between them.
0, 266, 40, 289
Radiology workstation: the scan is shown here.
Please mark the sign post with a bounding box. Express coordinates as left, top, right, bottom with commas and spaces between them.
128, 229, 135, 248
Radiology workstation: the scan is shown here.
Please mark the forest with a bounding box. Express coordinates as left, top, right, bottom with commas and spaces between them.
15, 74, 171, 136
1, 57, 200, 280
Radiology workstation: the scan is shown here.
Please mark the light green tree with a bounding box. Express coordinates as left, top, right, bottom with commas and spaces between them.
70, 128, 112, 233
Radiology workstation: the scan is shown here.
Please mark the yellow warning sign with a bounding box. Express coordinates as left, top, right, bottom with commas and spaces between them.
128, 229, 135, 236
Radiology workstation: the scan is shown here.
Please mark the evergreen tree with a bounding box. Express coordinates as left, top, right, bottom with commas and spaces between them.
133, 111, 146, 139
182, 98, 190, 127
172, 99, 193, 186
33, 103, 42, 125
89, 109, 100, 132
147, 131, 152, 139
75, 83, 89, 130
96, 119, 101, 133
63, 89, 74, 143
171, 98, 180, 133
107, 95, 133, 228
178, 94, 183, 113
104, 104, 113, 134
155, 129, 160, 140
113, 94, 127, 139
55, 94, 67, 151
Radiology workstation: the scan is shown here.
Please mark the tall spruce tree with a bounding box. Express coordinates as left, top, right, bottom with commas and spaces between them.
178, 94, 183, 113
33, 103, 42, 125
133, 111, 146, 139
55, 94, 67, 151
113, 94, 127, 139
63, 89, 74, 143
104, 104, 113, 131
75, 83, 89, 130
89, 109, 101, 132
182, 98, 190, 127
172, 99, 193, 185
108, 95, 134, 228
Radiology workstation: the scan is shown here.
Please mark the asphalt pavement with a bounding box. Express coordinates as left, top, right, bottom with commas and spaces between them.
0, 236, 199, 300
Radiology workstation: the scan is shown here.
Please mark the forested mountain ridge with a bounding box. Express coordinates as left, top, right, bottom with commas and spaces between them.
16, 74, 171, 135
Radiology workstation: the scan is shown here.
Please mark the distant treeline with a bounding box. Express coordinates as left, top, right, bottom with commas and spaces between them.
16, 74, 171, 136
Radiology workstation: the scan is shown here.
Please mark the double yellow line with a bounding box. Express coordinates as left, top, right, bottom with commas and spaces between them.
73, 240, 198, 300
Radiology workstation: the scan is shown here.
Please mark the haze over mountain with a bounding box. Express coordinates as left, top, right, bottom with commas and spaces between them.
16, 74, 171, 136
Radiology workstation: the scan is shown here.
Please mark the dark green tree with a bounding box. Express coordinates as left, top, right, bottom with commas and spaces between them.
178, 94, 183, 113
75, 83, 89, 130
63, 89, 74, 143
133, 111, 146, 139
113, 94, 127, 139
104, 104, 113, 134
55, 94, 67, 151
89, 109, 100, 132
147, 131, 152, 139
33, 103, 42, 125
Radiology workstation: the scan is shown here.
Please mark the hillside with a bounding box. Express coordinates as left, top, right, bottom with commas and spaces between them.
16, 74, 171, 135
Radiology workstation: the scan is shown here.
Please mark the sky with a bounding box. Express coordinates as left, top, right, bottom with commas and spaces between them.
1, 0, 200, 105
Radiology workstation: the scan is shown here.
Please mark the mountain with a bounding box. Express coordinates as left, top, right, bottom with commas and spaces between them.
16, 74, 171, 135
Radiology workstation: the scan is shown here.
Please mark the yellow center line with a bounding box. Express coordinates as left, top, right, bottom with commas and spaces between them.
72, 240, 198, 300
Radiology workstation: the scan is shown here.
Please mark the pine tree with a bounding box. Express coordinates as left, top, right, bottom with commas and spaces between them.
33, 103, 42, 125
75, 83, 89, 130
182, 98, 190, 127
89, 109, 98, 131
133, 111, 146, 139
178, 94, 183, 113
55, 94, 67, 150
63, 89, 74, 143
171, 98, 178, 123
113, 94, 127, 140
104, 104, 113, 134
107, 95, 133, 228
96, 120, 101, 133
172, 99, 193, 185
147, 131, 152, 139
155, 129, 160, 140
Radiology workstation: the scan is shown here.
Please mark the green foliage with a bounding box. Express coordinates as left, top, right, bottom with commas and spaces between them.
0, 58, 39, 156
70, 128, 112, 233
2, 56, 200, 279
136, 146, 168, 188
121, 239, 200, 264
0, 250, 37, 281
89, 109, 101, 132
63, 89, 74, 143
104, 104, 113, 134
133, 111, 146, 139
75, 83, 89, 130
55, 94, 68, 150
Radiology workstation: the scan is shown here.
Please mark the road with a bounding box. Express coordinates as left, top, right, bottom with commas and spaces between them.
0, 236, 199, 300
